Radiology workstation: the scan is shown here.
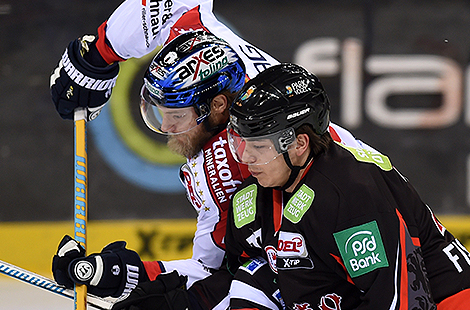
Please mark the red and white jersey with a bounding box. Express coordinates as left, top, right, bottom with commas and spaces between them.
96, 0, 278, 78
96, 0, 369, 288
144, 129, 250, 287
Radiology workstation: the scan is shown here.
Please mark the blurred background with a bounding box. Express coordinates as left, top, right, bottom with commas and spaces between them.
2, 0, 470, 307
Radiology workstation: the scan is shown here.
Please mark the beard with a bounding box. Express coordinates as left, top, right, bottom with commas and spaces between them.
167, 122, 215, 158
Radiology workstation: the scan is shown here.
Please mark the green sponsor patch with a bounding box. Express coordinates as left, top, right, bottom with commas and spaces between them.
284, 184, 315, 224
333, 221, 389, 278
338, 142, 392, 171
233, 184, 257, 228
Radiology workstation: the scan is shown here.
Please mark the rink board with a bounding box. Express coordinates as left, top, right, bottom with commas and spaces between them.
0, 219, 196, 277
0, 216, 469, 278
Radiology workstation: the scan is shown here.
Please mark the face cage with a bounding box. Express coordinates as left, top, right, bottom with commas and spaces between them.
227, 125, 297, 166
140, 85, 208, 136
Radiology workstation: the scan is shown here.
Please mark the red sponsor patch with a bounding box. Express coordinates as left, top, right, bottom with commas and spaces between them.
293, 303, 313, 310
319, 293, 342, 310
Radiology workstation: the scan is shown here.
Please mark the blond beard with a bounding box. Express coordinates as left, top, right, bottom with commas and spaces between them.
167, 124, 213, 158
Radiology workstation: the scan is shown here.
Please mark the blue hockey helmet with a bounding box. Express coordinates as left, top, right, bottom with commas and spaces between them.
140, 30, 246, 135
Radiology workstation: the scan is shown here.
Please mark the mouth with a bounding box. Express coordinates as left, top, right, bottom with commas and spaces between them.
248, 168, 261, 177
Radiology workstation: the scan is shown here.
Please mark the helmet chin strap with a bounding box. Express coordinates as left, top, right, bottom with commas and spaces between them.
276, 149, 314, 191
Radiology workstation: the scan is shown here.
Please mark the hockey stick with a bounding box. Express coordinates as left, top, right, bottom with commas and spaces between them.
74, 108, 88, 310
0, 259, 114, 309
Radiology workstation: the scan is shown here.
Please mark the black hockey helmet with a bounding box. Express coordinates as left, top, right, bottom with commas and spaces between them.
141, 30, 246, 135
228, 63, 330, 163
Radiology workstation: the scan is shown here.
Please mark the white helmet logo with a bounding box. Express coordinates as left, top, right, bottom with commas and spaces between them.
163, 51, 178, 65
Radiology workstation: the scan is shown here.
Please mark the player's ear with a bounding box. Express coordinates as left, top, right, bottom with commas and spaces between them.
295, 133, 310, 157
211, 94, 228, 114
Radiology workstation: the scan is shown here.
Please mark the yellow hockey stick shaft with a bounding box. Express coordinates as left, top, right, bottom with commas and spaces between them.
74, 108, 88, 310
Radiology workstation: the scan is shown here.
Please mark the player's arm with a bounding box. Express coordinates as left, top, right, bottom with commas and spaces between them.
329, 210, 434, 309
49, 0, 206, 120
101, 0, 278, 75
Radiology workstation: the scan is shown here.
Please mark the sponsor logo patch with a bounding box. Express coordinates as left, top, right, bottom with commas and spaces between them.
277, 232, 314, 270
333, 221, 389, 278
265, 245, 277, 273
292, 302, 314, 310
233, 184, 257, 228
272, 289, 286, 309
240, 257, 266, 275
319, 293, 342, 310
284, 184, 314, 224
278, 231, 308, 257
338, 143, 392, 171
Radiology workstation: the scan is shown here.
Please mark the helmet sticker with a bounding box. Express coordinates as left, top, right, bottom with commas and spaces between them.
290, 79, 311, 95
149, 63, 167, 80
163, 51, 178, 66
286, 107, 311, 121
177, 33, 227, 53
144, 79, 165, 100
174, 46, 234, 88
240, 85, 256, 101
285, 85, 293, 95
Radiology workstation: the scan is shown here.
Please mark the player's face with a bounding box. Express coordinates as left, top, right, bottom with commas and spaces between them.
158, 105, 199, 134
247, 149, 292, 188
166, 105, 225, 158
140, 85, 201, 135
166, 121, 211, 158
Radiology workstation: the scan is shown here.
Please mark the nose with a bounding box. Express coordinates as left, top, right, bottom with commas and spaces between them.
241, 147, 257, 165
160, 116, 176, 133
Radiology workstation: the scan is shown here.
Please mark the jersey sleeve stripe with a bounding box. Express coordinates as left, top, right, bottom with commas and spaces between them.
396, 209, 409, 310
96, 21, 127, 64
330, 253, 355, 285
142, 260, 165, 281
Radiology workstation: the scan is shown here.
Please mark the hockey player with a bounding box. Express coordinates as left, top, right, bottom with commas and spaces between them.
50, 1, 370, 310
225, 63, 470, 310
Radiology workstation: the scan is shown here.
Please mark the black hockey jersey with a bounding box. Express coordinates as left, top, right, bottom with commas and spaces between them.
226, 142, 470, 310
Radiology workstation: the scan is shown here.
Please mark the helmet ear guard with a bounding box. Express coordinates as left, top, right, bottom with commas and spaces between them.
277, 128, 296, 153
194, 100, 211, 125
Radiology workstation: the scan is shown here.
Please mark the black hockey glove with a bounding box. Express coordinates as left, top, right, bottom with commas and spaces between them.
52, 235, 86, 289
67, 240, 149, 298
111, 270, 191, 310
52, 235, 149, 298
50, 35, 119, 121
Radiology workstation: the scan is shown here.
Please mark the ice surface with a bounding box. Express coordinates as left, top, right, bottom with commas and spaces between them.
0, 278, 102, 310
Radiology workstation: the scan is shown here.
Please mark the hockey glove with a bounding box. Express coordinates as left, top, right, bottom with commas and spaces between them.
111, 270, 191, 310
50, 35, 119, 121
52, 235, 86, 289
67, 240, 149, 298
